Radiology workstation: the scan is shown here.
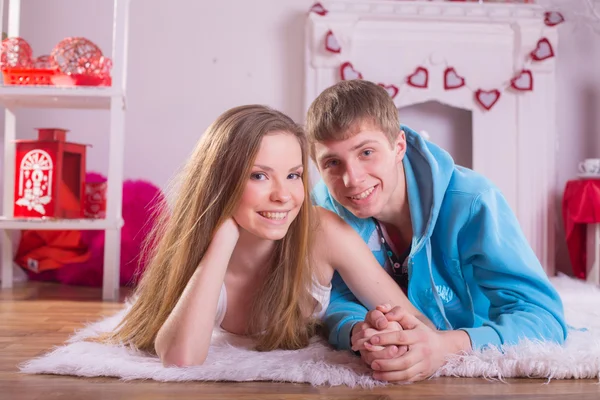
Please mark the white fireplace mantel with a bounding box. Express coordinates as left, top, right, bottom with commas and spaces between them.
304, 0, 558, 275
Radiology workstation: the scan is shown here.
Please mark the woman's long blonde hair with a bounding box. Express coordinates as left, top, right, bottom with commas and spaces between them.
102, 105, 317, 352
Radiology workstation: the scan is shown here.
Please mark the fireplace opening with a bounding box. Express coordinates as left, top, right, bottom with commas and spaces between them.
399, 100, 473, 170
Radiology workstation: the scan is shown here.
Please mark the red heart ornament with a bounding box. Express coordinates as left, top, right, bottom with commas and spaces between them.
510, 70, 533, 91
378, 83, 399, 98
444, 67, 465, 90
406, 67, 428, 88
310, 2, 328, 16
544, 11, 564, 27
340, 62, 362, 80
475, 89, 501, 111
530, 38, 554, 61
325, 30, 341, 53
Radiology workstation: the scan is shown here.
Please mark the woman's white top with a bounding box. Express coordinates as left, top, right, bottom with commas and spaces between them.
214, 279, 332, 327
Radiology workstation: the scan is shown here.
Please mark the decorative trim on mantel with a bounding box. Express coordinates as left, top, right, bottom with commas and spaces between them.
323, 0, 544, 22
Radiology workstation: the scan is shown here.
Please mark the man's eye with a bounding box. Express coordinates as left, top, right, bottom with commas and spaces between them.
325, 160, 339, 168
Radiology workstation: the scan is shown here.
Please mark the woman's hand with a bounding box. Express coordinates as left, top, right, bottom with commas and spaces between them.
213, 218, 240, 247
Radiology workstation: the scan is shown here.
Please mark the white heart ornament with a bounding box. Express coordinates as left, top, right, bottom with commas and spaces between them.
406, 67, 428, 88
325, 30, 341, 53
475, 89, 501, 111
444, 67, 465, 90
510, 70, 533, 91
340, 62, 362, 80
310, 2, 328, 16
378, 84, 399, 98
531, 38, 554, 61
544, 11, 564, 27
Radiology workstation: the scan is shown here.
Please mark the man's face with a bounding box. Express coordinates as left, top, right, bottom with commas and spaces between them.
314, 120, 406, 219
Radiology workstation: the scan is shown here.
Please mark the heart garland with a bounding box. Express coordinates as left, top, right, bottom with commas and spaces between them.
378, 83, 399, 99
530, 38, 554, 61
474, 89, 501, 111
406, 67, 429, 89
544, 11, 564, 27
510, 69, 533, 91
325, 30, 341, 53
444, 67, 465, 90
340, 62, 363, 80
309, 2, 328, 16
319, 4, 562, 111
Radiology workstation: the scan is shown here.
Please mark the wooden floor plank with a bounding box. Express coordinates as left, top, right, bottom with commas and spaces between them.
1, 281, 598, 399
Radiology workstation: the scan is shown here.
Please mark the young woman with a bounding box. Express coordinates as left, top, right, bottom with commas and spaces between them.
100, 105, 430, 367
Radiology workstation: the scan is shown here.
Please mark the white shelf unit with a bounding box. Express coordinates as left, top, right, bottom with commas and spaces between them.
0, 0, 131, 301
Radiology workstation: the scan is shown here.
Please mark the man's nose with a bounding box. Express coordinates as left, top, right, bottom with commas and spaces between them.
342, 164, 365, 188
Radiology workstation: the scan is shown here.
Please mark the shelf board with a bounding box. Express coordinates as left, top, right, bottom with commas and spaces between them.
0, 85, 122, 110
0, 217, 123, 230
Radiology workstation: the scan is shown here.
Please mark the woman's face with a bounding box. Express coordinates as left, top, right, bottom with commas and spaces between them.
233, 132, 305, 241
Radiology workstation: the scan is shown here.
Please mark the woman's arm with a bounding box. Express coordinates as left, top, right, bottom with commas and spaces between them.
154, 219, 239, 367
314, 207, 434, 329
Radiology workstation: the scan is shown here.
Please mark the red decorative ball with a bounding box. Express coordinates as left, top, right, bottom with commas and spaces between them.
1, 37, 33, 70
50, 37, 104, 75
98, 56, 112, 78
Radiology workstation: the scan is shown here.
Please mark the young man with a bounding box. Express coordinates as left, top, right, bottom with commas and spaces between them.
306, 79, 567, 383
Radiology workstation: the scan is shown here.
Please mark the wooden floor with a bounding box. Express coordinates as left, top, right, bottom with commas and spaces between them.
1, 282, 599, 400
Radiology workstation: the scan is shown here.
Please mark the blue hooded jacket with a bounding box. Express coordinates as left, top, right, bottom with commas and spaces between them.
311, 125, 567, 351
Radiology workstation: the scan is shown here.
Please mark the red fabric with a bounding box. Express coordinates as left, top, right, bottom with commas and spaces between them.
562, 179, 600, 279
14, 230, 90, 273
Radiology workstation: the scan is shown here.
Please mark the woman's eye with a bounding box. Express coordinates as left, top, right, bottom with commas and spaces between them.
288, 173, 302, 180
251, 173, 267, 180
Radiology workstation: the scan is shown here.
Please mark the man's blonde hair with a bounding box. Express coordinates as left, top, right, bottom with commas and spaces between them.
305, 79, 401, 159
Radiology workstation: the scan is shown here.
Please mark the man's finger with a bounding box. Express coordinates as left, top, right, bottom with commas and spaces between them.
372, 361, 427, 383
383, 307, 423, 330
366, 309, 388, 330
370, 346, 423, 372
369, 328, 423, 347
361, 344, 408, 364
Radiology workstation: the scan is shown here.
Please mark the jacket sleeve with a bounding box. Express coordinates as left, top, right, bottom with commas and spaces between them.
458, 188, 568, 350
322, 272, 369, 350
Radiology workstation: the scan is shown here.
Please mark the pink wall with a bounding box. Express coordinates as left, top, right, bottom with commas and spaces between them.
1, 0, 599, 275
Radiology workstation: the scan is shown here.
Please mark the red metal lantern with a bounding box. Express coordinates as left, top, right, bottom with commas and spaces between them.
14, 128, 87, 218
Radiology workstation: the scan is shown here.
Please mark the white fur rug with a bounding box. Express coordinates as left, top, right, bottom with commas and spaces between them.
19, 274, 600, 387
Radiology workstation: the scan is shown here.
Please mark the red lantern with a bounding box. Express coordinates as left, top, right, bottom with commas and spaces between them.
14, 128, 87, 218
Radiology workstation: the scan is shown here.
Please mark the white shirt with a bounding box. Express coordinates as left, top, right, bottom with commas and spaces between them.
214, 279, 332, 327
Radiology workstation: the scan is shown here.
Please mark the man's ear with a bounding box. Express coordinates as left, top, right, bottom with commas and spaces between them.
394, 130, 407, 163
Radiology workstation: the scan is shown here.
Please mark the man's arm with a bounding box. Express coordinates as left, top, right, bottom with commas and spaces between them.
458, 188, 568, 349
323, 273, 369, 350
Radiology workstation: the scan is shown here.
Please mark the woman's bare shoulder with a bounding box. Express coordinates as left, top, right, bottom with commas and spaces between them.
313, 206, 350, 233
